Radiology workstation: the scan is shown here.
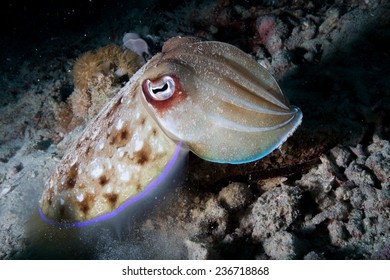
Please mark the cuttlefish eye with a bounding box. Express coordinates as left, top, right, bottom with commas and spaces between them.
142, 76, 175, 101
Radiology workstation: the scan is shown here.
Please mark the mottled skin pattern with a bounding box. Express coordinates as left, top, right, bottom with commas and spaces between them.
40, 66, 177, 223
39, 36, 301, 224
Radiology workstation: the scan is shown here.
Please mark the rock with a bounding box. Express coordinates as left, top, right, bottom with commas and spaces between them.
310, 201, 349, 225
345, 161, 375, 188
304, 251, 326, 260
350, 144, 367, 165
242, 185, 302, 241
371, 244, 390, 260
346, 209, 364, 238
190, 197, 228, 241
184, 240, 209, 260
365, 139, 390, 184
218, 182, 252, 212
360, 185, 380, 212
263, 231, 303, 259
334, 183, 353, 201
350, 187, 365, 209
319, 7, 340, 34
367, 137, 390, 154
285, 19, 317, 50
350, 184, 382, 213
256, 15, 288, 55
0, 183, 12, 198
297, 155, 339, 205
257, 177, 288, 192
329, 146, 353, 168
328, 220, 348, 246
270, 50, 293, 78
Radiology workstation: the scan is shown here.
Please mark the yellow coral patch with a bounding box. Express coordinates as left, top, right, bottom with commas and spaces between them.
70, 44, 143, 121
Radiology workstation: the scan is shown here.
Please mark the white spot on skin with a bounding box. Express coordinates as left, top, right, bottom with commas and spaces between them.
116, 119, 124, 130
128, 165, 141, 177
116, 147, 126, 158
117, 164, 125, 173
76, 193, 84, 202
105, 184, 112, 193
120, 171, 131, 182
91, 166, 103, 179
144, 123, 152, 133
117, 164, 131, 182
60, 198, 65, 205
98, 142, 105, 150
89, 159, 105, 179
157, 143, 165, 154
135, 138, 144, 152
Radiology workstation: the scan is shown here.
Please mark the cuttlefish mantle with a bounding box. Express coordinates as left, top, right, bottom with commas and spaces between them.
38, 36, 302, 227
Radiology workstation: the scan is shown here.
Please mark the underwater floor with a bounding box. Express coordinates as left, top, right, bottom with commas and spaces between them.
0, 0, 389, 259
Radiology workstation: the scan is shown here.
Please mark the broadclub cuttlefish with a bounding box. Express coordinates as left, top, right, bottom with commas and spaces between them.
38, 36, 302, 228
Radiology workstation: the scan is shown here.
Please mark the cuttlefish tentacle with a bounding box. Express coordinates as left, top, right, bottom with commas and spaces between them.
39, 36, 302, 225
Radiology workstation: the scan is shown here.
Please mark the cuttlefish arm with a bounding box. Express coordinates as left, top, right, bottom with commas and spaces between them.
141, 36, 302, 163
38, 36, 302, 226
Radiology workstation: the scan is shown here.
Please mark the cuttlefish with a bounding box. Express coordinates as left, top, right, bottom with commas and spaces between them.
39, 36, 302, 227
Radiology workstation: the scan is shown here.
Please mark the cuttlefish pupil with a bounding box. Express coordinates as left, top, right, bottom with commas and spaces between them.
143, 76, 176, 101
142, 75, 187, 115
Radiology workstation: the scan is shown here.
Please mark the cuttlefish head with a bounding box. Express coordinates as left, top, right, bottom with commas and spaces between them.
140, 37, 302, 164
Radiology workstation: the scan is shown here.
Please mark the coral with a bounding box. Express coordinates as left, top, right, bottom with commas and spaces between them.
51, 100, 81, 136
73, 44, 141, 92
256, 16, 280, 54
69, 44, 143, 122
72, 51, 101, 92
68, 88, 91, 119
